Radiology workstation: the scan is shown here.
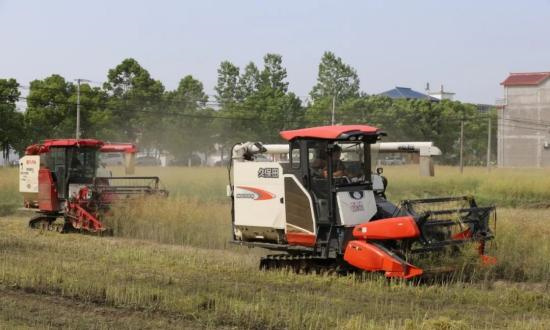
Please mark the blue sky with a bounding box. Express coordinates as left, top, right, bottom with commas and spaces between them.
1, 0, 549, 104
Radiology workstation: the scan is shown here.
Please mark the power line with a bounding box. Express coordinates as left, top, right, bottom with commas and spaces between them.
13, 95, 317, 126
16, 82, 310, 107
12, 92, 550, 131
503, 116, 550, 127
499, 122, 549, 132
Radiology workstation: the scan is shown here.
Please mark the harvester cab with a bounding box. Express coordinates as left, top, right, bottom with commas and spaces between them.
229, 125, 496, 279
19, 139, 167, 233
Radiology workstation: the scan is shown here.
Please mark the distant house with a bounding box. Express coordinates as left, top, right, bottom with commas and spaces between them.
498, 72, 550, 167
379, 86, 438, 101
427, 85, 455, 101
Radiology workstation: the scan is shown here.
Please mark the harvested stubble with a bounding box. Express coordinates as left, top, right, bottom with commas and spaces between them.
1, 217, 550, 329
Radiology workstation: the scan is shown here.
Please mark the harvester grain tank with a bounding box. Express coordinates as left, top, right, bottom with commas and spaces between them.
228, 125, 496, 279
19, 139, 167, 233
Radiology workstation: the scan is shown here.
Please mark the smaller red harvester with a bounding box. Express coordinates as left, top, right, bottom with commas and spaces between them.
19, 139, 167, 233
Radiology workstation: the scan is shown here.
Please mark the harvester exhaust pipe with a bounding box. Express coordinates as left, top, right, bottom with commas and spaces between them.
100, 143, 138, 175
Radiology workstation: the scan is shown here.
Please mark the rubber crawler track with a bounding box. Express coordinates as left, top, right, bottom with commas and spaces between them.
260, 254, 348, 275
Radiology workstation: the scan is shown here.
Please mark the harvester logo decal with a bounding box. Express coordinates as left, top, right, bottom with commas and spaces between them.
236, 186, 276, 200
258, 167, 279, 178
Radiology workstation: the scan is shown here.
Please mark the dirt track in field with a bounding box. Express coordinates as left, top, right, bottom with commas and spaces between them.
0, 287, 196, 329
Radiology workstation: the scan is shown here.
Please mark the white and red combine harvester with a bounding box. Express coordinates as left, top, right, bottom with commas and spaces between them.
19, 139, 167, 233
228, 125, 496, 279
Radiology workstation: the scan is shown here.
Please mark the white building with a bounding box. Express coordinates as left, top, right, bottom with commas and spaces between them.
427, 84, 455, 101
498, 72, 550, 167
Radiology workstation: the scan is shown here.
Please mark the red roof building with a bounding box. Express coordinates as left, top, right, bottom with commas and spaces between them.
501, 72, 550, 86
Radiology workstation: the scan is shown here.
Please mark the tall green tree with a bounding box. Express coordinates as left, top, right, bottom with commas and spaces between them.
214, 54, 304, 146
103, 58, 165, 147
240, 53, 303, 142
25, 74, 76, 141
259, 54, 288, 94
237, 62, 260, 100
0, 78, 25, 162
25, 75, 110, 142
309, 51, 360, 102
214, 61, 240, 106
307, 51, 360, 124
212, 60, 242, 152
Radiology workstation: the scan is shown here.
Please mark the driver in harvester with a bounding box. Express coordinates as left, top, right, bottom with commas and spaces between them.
311, 145, 347, 178
323, 145, 347, 178
71, 155, 83, 172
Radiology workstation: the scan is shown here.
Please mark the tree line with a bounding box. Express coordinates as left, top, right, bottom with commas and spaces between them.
0, 52, 496, 165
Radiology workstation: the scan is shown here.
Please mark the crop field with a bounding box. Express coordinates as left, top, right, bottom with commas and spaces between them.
2, 165, 550, 329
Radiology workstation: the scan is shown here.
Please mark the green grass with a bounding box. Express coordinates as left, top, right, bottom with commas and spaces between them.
2, 165, 550, 328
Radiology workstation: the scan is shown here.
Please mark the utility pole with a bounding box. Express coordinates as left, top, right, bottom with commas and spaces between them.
76, 80, 81, 139
331, 94, 336, 125
330, 73, 354, 125
75, 78, 91, 139
486, 117, 491, 171
459, 120, 464, 174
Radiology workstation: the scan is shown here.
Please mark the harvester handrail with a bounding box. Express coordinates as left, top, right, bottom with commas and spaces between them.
401, 196, 475, 205
423, 218, 486, 227
424, 206, 495, 216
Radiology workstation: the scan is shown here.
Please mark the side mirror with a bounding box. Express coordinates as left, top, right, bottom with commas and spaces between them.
376, 167, 383, 175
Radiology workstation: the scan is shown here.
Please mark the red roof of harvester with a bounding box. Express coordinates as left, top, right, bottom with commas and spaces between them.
24, 139, 105, 154
280, 125, 379, 141
501, 72, 550, 86
42, 139, 104, 148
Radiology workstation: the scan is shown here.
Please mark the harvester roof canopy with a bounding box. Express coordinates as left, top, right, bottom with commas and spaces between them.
43, 139, 104, 148
280, 125, 380, 141
26, 139, 105, 155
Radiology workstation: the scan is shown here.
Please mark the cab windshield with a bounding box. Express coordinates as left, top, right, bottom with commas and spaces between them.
67, 147, 98, 181
308, 141, 371, 183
